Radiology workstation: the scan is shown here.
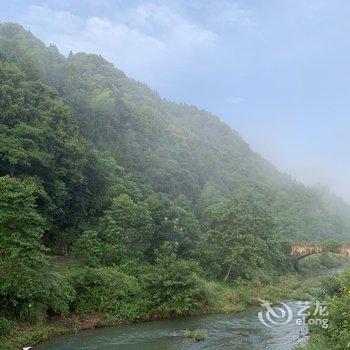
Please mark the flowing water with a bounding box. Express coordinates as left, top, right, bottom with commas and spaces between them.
37, 266, 348, 350
37, 301, 308, 350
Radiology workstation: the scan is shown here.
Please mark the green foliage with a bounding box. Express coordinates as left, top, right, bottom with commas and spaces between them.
322, 240, 340, 253
184, 329, 206, 341
100, 194, 153, 262
0, 317, 12, 336
299, 253, 349, 273
43, 272, 76, 317
198, 190, 292, 281
0, 175, 46, 319
305, 269, 350, 349
70, 268, 145, 319
145, 192, 200, 260
73, 194, 154, 266
73, 230, 104, 267
145, 243, 209, 315
73, 192, 200, 266
0, 57, 114, 242
1, 22, 350, 253
1, 23, 350, 340
1, 324, 77, 350
0, 176, 75, 322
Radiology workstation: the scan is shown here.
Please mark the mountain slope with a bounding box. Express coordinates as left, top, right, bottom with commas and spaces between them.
3, 23, 350, 332
1, 22, 349, 245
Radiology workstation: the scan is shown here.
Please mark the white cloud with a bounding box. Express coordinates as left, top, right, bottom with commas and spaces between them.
20, 3, 217, 82
214, 2, 256, 28
185, 0, 257, 30
226, 96, 246, 104
127, 3, 217, 49
21, 5, 82, 35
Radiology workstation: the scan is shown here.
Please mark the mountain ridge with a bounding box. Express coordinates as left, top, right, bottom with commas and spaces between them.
0, 22, 349, 247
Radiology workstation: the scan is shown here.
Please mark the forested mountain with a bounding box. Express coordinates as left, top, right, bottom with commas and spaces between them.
1, 23, 350, 327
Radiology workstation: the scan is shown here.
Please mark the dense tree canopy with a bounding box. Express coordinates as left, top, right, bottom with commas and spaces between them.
0, 23, 350, 326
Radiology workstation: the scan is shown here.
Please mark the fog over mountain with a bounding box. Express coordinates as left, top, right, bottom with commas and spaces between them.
1, 0, 349, 202
2, 7, 350, 348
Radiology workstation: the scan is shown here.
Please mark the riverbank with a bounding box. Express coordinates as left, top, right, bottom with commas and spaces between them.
302, 267, 350, 350
2, 262, 338, 350
35, 300, 310, 350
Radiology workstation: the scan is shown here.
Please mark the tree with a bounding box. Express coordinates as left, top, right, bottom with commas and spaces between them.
74, 194, 154, 266
100, 194, 154, 263
0, 176, 75, 321
199, 191, 290, 281
0, 176, 46, 318
145, 193, 200, 260
73, 230, 104, 267
145, 242, 207, 316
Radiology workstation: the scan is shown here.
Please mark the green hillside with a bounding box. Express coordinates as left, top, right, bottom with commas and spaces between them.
0, 23, 350, 334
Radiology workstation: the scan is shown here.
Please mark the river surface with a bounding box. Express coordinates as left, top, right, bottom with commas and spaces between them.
37, 266, 347, 350
37, 301, 309, 350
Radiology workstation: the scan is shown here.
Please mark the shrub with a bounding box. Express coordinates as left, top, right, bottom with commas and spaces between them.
184, 329, 206, 341
306, 269, 350, 349
45, 272, 76, 317
0, 317, 12, 336
17, 272, 75, 323
145, 243, 210, 316
73, 230, 103, 267
70, 267, 146, 319
321, 240, 340, 253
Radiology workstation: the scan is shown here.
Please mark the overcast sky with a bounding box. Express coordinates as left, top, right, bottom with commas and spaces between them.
1, 0, 349, 202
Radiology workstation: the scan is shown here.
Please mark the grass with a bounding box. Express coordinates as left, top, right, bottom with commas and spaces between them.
0, 272, 327, 349
1, 324, 78, 350
204, 271, 322, 315
3, 275, 307, 349
49, 256, 84, 278
184, 329, 206, 341
299, 334, 331, 350
2, 255, 347, 349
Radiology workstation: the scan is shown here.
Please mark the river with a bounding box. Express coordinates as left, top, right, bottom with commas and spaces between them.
37, 301, 308, 350
37, 266, 346, 350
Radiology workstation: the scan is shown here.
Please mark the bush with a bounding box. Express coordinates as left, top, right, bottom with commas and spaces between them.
321, 240, 340, 253
17, 272, 75, 323
306, 269, 350, 349
145, 243, 210, 316
0, 317, 12, 336
70, 267, 146, 319
45, 272, 76, 317
73, 230, 104, 267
